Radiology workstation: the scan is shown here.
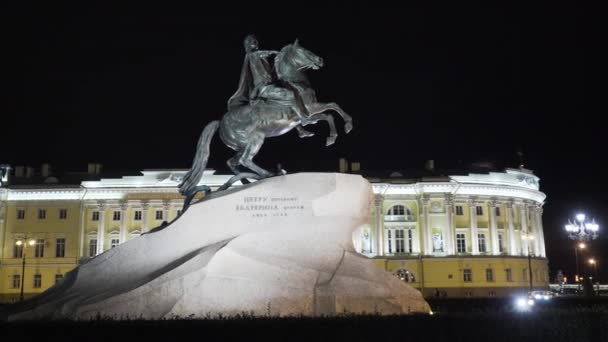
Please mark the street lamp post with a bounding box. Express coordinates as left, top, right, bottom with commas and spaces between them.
565, 213, 599, 294
589, 259, 599, 296
522, 233, 535, 292
15, 238, 36, 301
574, 242, 586, 292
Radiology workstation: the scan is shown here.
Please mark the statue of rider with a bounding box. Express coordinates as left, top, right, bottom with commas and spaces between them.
227, 34, 314, 138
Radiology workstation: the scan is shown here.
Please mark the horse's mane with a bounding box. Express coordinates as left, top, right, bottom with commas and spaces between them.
273, 44, 293, 80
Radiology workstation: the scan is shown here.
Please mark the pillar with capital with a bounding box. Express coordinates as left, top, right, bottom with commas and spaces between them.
141, 200, 150, 233
468, 199, 479, 255
489, 200, 500, 255
520, 203, 529, 256
162, 200, 170, 224
506, 201, 517, 255
536, 206, 546, 257
119, 202, 128, 244
444, 194, 455, 255
96, 201, 106, 254
374, 194, 384, 256
421, 195, 432, 255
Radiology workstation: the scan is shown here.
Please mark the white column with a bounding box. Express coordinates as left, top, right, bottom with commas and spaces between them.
119, 202, 128, 244
529, 205, 541, 256
536, 207, 546, 257
77, 203, 86, 259
489, 200, 500, 255
422, 195, 431, 255
469, 200, 479, 254
142, 200, 149, 232
444, 194, 455, 255
506, 201, 517, 255
520, 204, 528, 256
374, 195, 384, 256
96, 201, 106, 254
0, 201, 6, 260
162, 200, 170, 223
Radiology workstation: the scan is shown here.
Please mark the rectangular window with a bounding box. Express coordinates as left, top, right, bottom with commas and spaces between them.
478, 233, 487, 253
110, 238, 120, 249
387, 230, 392, 253
134, 210, 142, 221
33, 274, 42, 288
34, 239, 44, 258
463, 269, 472, 282
395, 229, 405, 253
456, 233, 466, 253
407, 229, 413, 253
12, 274, 21, 289
13, 243, 23, 258
455, 206, 464, 216
113, 211, 121, 221
55, 274, 64, 284
59, 209, 68, 220
38, 209, 46, 220
498, 233, 504, 253
17, 209, 25, 220
89, 239, 97, 257
495, 207, 501, 216
476, 206, 483, 216
92, 211, 100, 221
55, 238, 66, 258
505, 268, 513, 282
155, 210, 163, 220
486, 268, 494, 282
177, 209, 182, 217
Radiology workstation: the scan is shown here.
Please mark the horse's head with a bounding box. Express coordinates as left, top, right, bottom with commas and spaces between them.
275, 39, 324, 80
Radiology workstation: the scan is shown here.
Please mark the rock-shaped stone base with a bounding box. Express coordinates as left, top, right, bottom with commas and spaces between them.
3, 173, 430, 320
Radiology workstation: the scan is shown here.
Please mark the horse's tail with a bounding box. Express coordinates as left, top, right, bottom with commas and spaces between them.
178, 120, 220, 199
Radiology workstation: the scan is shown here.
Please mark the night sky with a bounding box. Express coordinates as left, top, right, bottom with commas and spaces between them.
2, 3, 601, 282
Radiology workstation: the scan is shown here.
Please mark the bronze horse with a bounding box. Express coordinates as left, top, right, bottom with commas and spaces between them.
178, 40, 353, 210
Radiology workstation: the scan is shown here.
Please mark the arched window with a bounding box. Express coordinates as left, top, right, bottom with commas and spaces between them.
395, 269, 416, 283
387, 205, 411, 216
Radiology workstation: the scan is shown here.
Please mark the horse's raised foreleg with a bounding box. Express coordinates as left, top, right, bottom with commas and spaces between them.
239, 133, 274, 178
306, 112, 337, 146
309, 102, 353, 134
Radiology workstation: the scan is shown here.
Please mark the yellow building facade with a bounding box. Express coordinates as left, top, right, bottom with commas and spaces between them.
0, 165, 548, 302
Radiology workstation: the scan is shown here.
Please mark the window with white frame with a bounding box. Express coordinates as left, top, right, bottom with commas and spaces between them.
505, 268, 513, 282
38, 209, 46, 220
495, 207, 501, 216
34, 239, 44, 258
476, 206, 483, 216
55, 238, 66, 258
463, 269, 472, 282
134, 210, 142, 221
456, 233, 466, 253
387, 205, 405, 216
11, 274, 21, 289
59, 209, 68, 220
89, 239, 97, 257
92, 211, 100, 221
17, 209, 25, 220
155, 210, 163, 220
478, 233, 487, 253
33, 274, 42, 288
498, 233, 504, 253
486, 268, 494, 282
387, 228, 412, 254
110, 238, 120, 249
113, 211, 121, 221
455, 206, 464, 216
55, 274, 64, 284
407, 229, 413, 253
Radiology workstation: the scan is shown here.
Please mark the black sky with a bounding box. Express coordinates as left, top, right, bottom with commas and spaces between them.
1, 3, 603, 281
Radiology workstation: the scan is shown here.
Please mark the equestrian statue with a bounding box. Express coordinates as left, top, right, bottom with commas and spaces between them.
178, 35, 353, 211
